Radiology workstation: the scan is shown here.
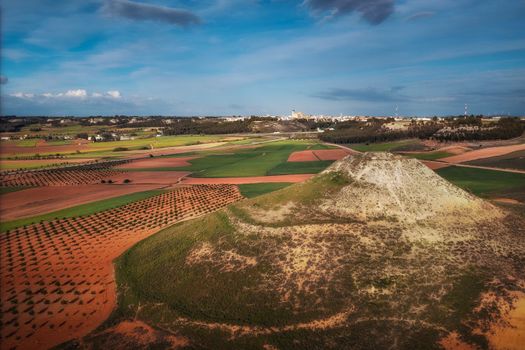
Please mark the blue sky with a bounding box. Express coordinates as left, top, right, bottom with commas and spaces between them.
1, 0, 524, 116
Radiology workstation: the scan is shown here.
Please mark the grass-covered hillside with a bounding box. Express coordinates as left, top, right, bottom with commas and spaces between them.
78, 153, 525, 350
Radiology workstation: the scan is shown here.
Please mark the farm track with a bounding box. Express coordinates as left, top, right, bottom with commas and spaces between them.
0, 184, 243, 350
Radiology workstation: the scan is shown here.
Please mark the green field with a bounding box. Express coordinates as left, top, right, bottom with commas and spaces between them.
267, 160, 333, 175
347, 139, 423, 152
404, 151, 453, 160
0, 189, 165, 232
465, 150, 525, 170
437, 166, 525, 197
13, 139, 38, 147
174, 140, 333, 177
238, 182, 292, 198
87, 135, 226, 150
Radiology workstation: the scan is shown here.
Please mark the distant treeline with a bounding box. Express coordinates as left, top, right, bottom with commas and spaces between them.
319, 116, 525, 144
164, 119, 251, 135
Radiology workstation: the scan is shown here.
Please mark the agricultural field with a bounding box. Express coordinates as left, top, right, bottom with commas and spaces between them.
437, 166, 525, 199
464, 149, 525, 170
346, 139, 426, 152
172, 140, 336, 177
0, 185, 243, 350
1, 130, 524, 350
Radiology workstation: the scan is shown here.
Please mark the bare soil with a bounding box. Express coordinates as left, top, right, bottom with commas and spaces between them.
440, 144, 525, 164
287, 149, 352, 162
0, 184, 164, 221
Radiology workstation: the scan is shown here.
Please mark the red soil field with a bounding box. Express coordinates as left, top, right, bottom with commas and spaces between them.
111, 171, 190, 184
116, 157, 197, 169
287, 149, 352, 162
435, 145, 472, 155
0, 185, 243, 350
287, 151, 319, 162
314, 149, 352, 161
181, 174, 314, 184
439, 144, 525, 164
0, 184, 164, 221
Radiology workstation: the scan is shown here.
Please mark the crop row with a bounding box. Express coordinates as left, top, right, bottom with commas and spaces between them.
0, 184, 243, 350
0, 169, 124, 187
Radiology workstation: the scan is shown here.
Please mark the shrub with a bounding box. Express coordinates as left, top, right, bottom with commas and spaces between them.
113, 147, 129, 152
123, 179, 132, 183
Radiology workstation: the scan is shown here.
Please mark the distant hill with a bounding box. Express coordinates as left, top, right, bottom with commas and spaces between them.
250, 120, 309, 133
80, 153, 525, 349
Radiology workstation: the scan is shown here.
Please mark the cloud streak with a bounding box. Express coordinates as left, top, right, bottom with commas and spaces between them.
102, 0, 201, 27
405, 11, 435, 22
314, 87, 408, 102
10, 89, 123, 100
305, 0, 395, 25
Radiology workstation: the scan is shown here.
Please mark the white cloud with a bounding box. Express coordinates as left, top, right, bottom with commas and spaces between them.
10, 92, 34, 98
63, 89, 88, 98
106, 90, 121, 98
9, 89, 123, 100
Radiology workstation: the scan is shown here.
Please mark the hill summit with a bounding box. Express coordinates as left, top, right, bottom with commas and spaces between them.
320, 152, 501, 223
92, 152, 525, 350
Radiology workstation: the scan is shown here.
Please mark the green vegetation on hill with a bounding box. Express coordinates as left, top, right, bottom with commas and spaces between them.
437, 166, 525, 197
175, 140, 333, 177
0, 189, 165, 232
238, 183, 292, 198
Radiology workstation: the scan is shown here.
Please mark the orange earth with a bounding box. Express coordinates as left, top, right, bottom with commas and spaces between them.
439, 144, 525, 164
0, 185, 243, 350
287, 149, 352, 162
0, 184, 166, 221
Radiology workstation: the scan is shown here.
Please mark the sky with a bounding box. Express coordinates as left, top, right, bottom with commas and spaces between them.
1, 0, 524, 116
